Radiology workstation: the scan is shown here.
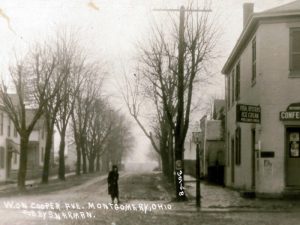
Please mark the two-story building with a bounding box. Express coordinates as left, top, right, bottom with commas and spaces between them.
0, 104, 50, 182
222, 1, 300, 197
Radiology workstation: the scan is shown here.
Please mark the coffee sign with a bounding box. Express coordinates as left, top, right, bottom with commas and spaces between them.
236, 104, 261, 123
280, 111, 300, 121
280, 103, 300, 121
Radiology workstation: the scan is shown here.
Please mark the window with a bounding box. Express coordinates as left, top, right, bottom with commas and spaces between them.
252, 37, 256, 83
7, 119, 11, 137
235, 62, 240, 100
235, 127, 241, 165
227, 76, 231, 109
41, 128, 44, 140
290, 28, 300, 74
14, 152, 17, 164
41, 147, 44, 162
0, 147, 4, 169
231, 69, 235, 105
227, 132, 230, 166
0, 113, 3, 136
14, 126, 17, 137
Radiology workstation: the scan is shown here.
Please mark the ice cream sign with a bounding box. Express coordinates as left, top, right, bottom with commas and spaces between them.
236, 104, 261, 123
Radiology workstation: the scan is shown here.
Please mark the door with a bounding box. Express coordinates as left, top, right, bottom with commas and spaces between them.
231, 138, 235, 183
286, 128, 300, 186
251, 129, 256, 188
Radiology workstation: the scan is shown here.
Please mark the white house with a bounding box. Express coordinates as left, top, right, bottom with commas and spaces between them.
0, 105, 49, 182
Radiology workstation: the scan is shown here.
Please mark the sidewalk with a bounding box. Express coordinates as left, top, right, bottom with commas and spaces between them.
183, 175, 300, 212
0, 172, 76, 192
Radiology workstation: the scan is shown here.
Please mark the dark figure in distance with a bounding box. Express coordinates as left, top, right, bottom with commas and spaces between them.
107, 165, 119, 204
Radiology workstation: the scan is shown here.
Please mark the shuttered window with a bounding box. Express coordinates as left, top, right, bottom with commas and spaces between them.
290, 28, 300, 74
235, 127, 241, 165
231, 69, 235, 105
227, 76, 231, 109
235, 62, 240, 100
252, 37, 256, 84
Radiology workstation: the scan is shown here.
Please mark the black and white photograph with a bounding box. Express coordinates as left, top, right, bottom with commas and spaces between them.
0, 0, 300, 224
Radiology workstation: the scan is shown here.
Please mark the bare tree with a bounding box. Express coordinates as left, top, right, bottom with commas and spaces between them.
86, 99, 112, 173
54, 33, 85, 180
122, 1, 218, 200
41, 60, 66, 184
0, 43, 59, 189
71, 64, 105, 175
102, 112, 134, 170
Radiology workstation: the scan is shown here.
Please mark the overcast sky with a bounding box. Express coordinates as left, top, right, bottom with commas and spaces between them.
0, 0, 294, 163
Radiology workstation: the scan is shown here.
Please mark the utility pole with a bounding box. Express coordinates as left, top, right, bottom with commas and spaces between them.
153, 5, 211, 202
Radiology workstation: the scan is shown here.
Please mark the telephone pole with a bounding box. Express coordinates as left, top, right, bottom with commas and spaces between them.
153, 5, 212, 202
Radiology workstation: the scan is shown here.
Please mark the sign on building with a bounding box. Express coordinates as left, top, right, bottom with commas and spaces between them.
236, 104, 261, 123
280, 103, 300, 121
280, 111, 300, 121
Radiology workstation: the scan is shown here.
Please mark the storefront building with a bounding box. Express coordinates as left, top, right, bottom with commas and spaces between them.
222, 1, 300, 197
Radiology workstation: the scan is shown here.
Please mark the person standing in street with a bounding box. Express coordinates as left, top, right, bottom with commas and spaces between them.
107, 165, 120, 204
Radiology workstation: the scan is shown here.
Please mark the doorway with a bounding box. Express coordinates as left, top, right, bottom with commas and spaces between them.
286, 127, 300, 186
6, 150, 12, 179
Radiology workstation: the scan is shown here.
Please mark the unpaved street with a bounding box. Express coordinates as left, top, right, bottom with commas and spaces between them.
0, 172, 300, 225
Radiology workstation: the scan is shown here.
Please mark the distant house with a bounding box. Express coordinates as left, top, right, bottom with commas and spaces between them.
184, 99, 225, 181
200, 99, 225, 184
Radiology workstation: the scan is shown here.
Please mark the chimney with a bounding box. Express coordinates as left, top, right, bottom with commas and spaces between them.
243, 3, 254, 28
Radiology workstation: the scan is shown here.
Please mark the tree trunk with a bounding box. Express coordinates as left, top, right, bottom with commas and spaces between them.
81, 138, 87, 174
161, 150, 169, 177
42, 121, 54, 184
76, 144, 81, 176
18, 135, 29, 190
168, 130, 174, 183
88, 153, 95, 173
96, 152, 100, 172
58, 128, 66, 180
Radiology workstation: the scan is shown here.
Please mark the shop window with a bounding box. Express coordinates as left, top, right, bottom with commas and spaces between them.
235, 62, 240, 100
290, 28, 300, 75
235, 127, 241, 165
252, 37, 256, 84
0, 147, 4, 169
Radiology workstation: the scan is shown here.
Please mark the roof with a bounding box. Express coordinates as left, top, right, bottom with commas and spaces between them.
222, 1, 300, 74
265, 0, 300, 14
